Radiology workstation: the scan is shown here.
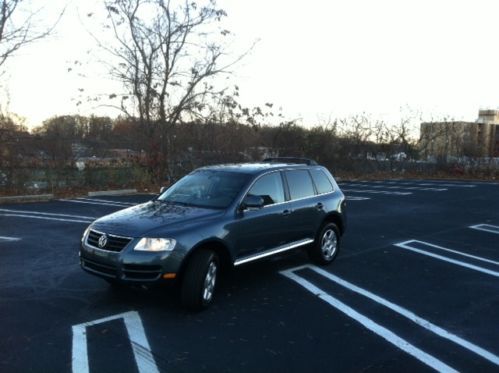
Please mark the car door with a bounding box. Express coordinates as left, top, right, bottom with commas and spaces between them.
230, 171, 293, 258
283, 169, 326, 242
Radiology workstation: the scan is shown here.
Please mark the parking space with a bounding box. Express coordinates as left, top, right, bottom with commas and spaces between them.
0, 181, 498, 372
337, 179, 484, 201
281, 265, 496, 371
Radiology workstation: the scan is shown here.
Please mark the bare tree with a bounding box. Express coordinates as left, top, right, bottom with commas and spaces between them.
0, 0, 62, 68
338, 114, 374, 158
94, 0, 240, 180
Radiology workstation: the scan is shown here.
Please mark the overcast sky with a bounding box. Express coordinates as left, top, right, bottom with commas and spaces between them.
2, 0, 499, 128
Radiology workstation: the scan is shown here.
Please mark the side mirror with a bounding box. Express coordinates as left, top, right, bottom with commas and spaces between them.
241, 195, 265, 210
160, 186, 167, 194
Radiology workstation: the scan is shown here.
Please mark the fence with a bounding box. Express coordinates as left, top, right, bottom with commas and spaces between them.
0, 166, 154, 195
1, 157, 497, 196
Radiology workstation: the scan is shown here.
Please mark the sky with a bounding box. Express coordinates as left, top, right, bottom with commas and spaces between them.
2, 0, 499, 129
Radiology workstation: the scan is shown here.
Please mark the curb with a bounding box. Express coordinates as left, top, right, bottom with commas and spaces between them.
0, 194, 54, 203
88, 189, 138, 197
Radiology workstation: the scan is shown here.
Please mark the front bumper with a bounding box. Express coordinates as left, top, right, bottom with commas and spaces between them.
79, 239, 185, 284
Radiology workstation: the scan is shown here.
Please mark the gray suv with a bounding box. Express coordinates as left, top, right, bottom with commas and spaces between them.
80, 158, 347, 310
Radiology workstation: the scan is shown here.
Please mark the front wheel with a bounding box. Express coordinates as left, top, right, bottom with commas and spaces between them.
308, 223, 340, 265
181, 250, 219, 311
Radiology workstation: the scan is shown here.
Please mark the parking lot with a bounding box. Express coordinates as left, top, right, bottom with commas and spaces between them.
1, 179, 498, 372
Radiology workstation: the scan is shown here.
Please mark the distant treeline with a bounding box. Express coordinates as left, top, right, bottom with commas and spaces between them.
2, 113, 496, 194
1, 113, 417, 168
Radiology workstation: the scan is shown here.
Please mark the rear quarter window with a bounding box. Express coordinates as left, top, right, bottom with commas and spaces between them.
285, 170, 315, 200
310, 169, 334, 194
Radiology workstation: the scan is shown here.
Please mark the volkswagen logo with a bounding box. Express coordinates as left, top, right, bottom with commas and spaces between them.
98, 234, 108, 248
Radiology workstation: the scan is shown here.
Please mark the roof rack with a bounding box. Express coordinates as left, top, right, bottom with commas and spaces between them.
262, 157, 318, 165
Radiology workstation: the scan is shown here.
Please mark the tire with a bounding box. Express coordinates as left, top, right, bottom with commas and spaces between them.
308, 222, 340, 265
181, 250, 219, 311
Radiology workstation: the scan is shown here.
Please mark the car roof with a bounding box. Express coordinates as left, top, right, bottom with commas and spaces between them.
198, 162, 319, 175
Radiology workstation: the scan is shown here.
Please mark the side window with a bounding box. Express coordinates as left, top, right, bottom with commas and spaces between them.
247, 172, 285, 206
285, 170, 315, 200
310, 169, 334, 194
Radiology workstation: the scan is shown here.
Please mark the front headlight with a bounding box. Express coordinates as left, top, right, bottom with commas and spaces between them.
81, 225, 91, 243
133, 238, 176, 252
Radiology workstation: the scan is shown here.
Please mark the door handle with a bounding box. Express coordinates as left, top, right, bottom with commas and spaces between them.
282, 209, 292, 216
316, 202, 324, 210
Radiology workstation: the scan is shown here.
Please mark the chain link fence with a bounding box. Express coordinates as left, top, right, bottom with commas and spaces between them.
0, 165, 154, 195
2, 159, 497, 196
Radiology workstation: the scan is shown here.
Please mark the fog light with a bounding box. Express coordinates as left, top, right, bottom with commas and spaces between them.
162, 273, 176, 279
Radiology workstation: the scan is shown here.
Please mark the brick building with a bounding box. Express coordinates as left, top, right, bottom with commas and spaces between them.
420, 110, 499, 159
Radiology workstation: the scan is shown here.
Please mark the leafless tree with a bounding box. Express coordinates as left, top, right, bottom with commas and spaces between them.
94, 0, 242, 180
0, 0, 63, 68
337, 114, 374, 158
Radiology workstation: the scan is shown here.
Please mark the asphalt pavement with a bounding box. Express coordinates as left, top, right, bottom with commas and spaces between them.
1, 179, 498, 372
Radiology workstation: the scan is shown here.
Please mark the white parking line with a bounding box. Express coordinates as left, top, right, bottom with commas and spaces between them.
0, 208, 96, 220
60, 199, 132, 208
346, 196, 371, 201
470, 224, 499, 235
395, 240, 499, 278
342, 189, 412, 196
397, 240, 499, 266
280, 269, 458, 372
76, 197, 136, 206
411, 179, 499, 186
0, 236, 21, 242
379, 181, 476, 188
340, 183, 446, 192
0, 214, 93, 224
284, 265, 499, 366
72, 311, 159, 373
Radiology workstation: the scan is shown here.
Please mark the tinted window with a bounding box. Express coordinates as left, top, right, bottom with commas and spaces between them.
247, 172, 285, 206
159, 170, 249, 209
285, 170, 315, 200
310, 169, 334, 194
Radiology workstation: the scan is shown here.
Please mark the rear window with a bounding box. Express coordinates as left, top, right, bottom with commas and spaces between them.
310, 169, 334, 194
285, 170, 315, 200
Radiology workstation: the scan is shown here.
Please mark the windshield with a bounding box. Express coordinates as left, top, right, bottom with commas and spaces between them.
158, 170, 251, 209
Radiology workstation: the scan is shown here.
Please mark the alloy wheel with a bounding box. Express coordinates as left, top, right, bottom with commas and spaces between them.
321, 228, 338, 260
202, 261, 217, 302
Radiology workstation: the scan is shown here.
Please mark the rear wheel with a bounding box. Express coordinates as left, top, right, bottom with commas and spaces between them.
308, 222, 340, 265
181, 250, 219, 310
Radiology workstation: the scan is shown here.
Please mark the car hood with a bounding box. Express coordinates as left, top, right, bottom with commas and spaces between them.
91, 200, 225, 237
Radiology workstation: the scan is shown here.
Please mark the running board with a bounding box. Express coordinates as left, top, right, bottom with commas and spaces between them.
234, 238, 314, 266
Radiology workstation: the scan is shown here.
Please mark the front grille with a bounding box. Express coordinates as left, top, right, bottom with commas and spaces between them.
81, 257, 117, 278
87, 230, 132, 252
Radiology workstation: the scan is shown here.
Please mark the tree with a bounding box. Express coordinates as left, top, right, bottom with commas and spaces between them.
0, 113, 35, 190
0, 0, 62, 68
338, 114, 374, 158
33, 115, 76, 162
95, 0, 237, 180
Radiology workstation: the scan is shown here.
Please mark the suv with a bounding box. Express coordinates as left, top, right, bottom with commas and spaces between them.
79, 158, 347, 310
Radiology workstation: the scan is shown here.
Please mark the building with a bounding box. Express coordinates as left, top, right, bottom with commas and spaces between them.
420, 110, 499, 160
